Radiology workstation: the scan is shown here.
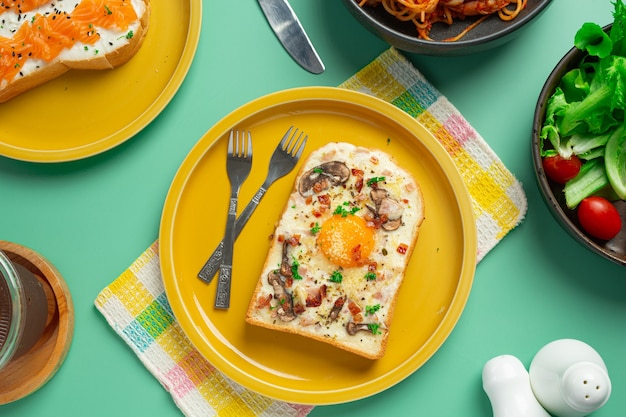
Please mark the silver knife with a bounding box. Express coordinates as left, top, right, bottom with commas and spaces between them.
257, 0, 325, 74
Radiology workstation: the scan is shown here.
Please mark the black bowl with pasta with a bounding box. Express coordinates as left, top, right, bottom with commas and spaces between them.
341, 0, 553, 55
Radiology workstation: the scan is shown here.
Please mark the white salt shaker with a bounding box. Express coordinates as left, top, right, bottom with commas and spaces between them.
529, 339, 611, 417
483, 354, 552, 417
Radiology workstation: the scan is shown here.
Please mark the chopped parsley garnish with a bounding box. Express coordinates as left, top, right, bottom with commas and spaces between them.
291, 257, 302, 280
364, 271, 377, 281
333, 202, 360, 217
367, 176, 386, 186
104, 5, 112, 14
368, 323, 381, 335
126, 30, 134, 39
329, 270, 343, 283
310, 222, 321, 234
313, 167, 323, 173
365, 304, 380, 316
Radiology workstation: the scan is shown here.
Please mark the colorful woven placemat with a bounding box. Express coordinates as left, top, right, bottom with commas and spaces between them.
340, 48, 527, 260
95, 47, 527, 417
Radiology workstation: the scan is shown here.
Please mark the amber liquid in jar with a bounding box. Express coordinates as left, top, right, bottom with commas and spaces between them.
0, 251, 48, 370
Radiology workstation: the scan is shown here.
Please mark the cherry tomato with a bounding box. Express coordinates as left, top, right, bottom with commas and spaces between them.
577, 196, 622, 240
542, 154, 582, 184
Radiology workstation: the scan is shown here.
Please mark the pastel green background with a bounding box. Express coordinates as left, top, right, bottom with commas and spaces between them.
0, 1, 624, 416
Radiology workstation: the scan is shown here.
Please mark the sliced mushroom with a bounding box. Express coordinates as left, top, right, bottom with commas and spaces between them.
366, 188, 404, 231
298, 161, 350, 196
267, 271, 296, 322
346, 321, 374, 335
279, 240, 292, 277
370, 188, 389, 207
378, 197, 404, 231
382, 218, 403, 231
328, 296, 345, 323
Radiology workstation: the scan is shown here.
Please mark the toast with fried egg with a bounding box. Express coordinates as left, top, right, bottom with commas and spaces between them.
245, 142, 425, 360
0, 0, 150, 102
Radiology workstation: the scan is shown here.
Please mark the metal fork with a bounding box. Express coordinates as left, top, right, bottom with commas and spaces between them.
214, 130, 253, 309
199, 126, 308, 284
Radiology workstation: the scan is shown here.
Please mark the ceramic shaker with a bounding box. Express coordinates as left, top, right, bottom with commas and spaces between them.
529, 339, 611, 417
483, 354, 552, 417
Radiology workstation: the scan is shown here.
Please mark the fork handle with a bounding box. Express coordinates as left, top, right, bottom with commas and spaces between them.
214, 197, 237, 309
198, 182, 269, 283
215, 265, 233, 309
214, 265, 233, 309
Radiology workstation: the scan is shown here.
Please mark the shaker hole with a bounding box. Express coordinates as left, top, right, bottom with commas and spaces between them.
583, 380, 588, 384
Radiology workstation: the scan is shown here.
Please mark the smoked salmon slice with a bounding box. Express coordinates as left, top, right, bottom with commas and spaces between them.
73, 0, 138, 31
0, 0, 53, 14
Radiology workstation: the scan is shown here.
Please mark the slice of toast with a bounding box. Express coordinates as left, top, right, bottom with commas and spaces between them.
0, 0, 150, 102
246, 142, 425, 359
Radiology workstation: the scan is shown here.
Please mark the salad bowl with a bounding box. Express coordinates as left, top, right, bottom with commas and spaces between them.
532, 22, 626, 267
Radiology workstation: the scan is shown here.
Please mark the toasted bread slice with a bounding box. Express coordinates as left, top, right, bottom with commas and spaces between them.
245, 142, 425, 359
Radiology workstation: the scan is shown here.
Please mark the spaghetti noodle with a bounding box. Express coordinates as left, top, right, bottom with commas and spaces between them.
357, 0, 528, 41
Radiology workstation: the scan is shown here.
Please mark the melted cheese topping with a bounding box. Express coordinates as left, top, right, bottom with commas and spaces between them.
248, 142, 424, 358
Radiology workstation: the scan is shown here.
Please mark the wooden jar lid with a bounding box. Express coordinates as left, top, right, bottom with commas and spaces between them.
0, 241, 74, 404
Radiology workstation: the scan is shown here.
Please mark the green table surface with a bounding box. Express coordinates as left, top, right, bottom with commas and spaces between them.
1, 1, 624, 416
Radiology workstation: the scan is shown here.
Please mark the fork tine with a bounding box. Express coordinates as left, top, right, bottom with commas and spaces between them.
246, 131, 253, 158
288, 130, 305, 156
293, 134, 307, 158
288, 129, 305, 154
230, 130, 252, 158
228, 130, 234, 155
279, 126, 294, 149
285, 129, 298, 152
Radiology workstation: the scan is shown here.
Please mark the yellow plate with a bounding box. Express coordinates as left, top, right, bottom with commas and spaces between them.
159, 87, 477, 404
0, 0, 201, 163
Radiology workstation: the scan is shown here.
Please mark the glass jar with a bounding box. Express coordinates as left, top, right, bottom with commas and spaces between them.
0, 249, 48, 370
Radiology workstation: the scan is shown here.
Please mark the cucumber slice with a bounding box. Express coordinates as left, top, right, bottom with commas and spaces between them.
564, 159, 610, 208
605, 125, 626, 199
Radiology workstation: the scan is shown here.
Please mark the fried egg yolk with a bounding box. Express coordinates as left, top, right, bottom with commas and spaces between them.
317, 214, 375, 268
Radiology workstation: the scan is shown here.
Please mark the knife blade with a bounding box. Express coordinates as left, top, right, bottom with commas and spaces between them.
257, 0, 325, 74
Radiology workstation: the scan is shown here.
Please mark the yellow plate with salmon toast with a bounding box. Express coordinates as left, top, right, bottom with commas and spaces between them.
0, 0, 201, 163
159, 87, 477, 404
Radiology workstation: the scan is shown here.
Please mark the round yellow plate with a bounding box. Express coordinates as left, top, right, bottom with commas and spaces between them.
159, 87, 477, 404
0, 0, 201, 162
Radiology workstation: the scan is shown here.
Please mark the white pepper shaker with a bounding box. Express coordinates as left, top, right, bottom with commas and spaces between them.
529, 339, 611, 417
483, 354, 552, 417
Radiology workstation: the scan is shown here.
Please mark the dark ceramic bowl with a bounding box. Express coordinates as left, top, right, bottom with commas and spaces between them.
341, 0, 553, 55
531, 23, 626, 267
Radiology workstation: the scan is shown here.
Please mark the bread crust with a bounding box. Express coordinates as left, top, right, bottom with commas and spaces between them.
0, 0, 150, 103
245, 142, 425, 360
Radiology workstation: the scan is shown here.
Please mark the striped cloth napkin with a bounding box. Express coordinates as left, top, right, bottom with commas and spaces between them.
95, 47, 527, 417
